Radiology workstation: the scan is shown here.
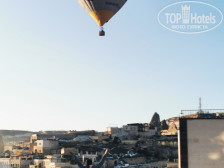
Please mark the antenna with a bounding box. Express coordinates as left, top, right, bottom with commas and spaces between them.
198, 97, 204, 114
199, 97, 202, 110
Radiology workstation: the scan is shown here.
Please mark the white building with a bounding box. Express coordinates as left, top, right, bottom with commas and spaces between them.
0, 158, 11, 168
106, 127, 119, 135
33, 140, 59, 154
0, 155, 32, 168
30, 159, 78, 168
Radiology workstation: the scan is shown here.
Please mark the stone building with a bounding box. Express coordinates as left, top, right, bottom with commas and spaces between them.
33, 140, 59, 154
0, 155, 32, 168
0, 135, 4, 153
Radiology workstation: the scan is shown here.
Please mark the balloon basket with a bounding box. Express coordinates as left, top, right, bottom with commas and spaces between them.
99, 30, 105, 36
99, 27, 105, 36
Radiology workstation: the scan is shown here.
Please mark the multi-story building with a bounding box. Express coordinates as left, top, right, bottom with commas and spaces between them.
0, 158, 10, 168
30, 159, 78, 168
78, 146, 102, 163
0, 155, 32, 168
123, 123, 144, 133
33, 140, 59, 154
106, 127, 119, 135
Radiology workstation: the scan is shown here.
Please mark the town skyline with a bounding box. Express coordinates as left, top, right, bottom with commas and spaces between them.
0, 0, 223, 131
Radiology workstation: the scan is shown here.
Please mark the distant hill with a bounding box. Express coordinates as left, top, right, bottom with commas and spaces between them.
0, 130, 34, 136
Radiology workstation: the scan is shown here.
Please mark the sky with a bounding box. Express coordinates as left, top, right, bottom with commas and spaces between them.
0, 0, 223, 131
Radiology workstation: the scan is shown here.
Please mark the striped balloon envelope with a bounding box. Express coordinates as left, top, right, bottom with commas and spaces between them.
77, 0, 127, 36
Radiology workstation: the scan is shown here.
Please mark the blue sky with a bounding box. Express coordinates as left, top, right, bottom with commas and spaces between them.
0, 0, 223, 131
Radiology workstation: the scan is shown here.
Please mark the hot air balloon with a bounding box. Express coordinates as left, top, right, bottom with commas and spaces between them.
77, 0, 127, 36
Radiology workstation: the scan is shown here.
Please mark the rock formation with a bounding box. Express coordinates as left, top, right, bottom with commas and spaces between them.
161, 120, 169, 130
149, 112, 161, 127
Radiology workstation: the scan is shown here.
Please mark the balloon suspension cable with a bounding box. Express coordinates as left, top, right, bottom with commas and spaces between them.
100, 26, 104, 31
